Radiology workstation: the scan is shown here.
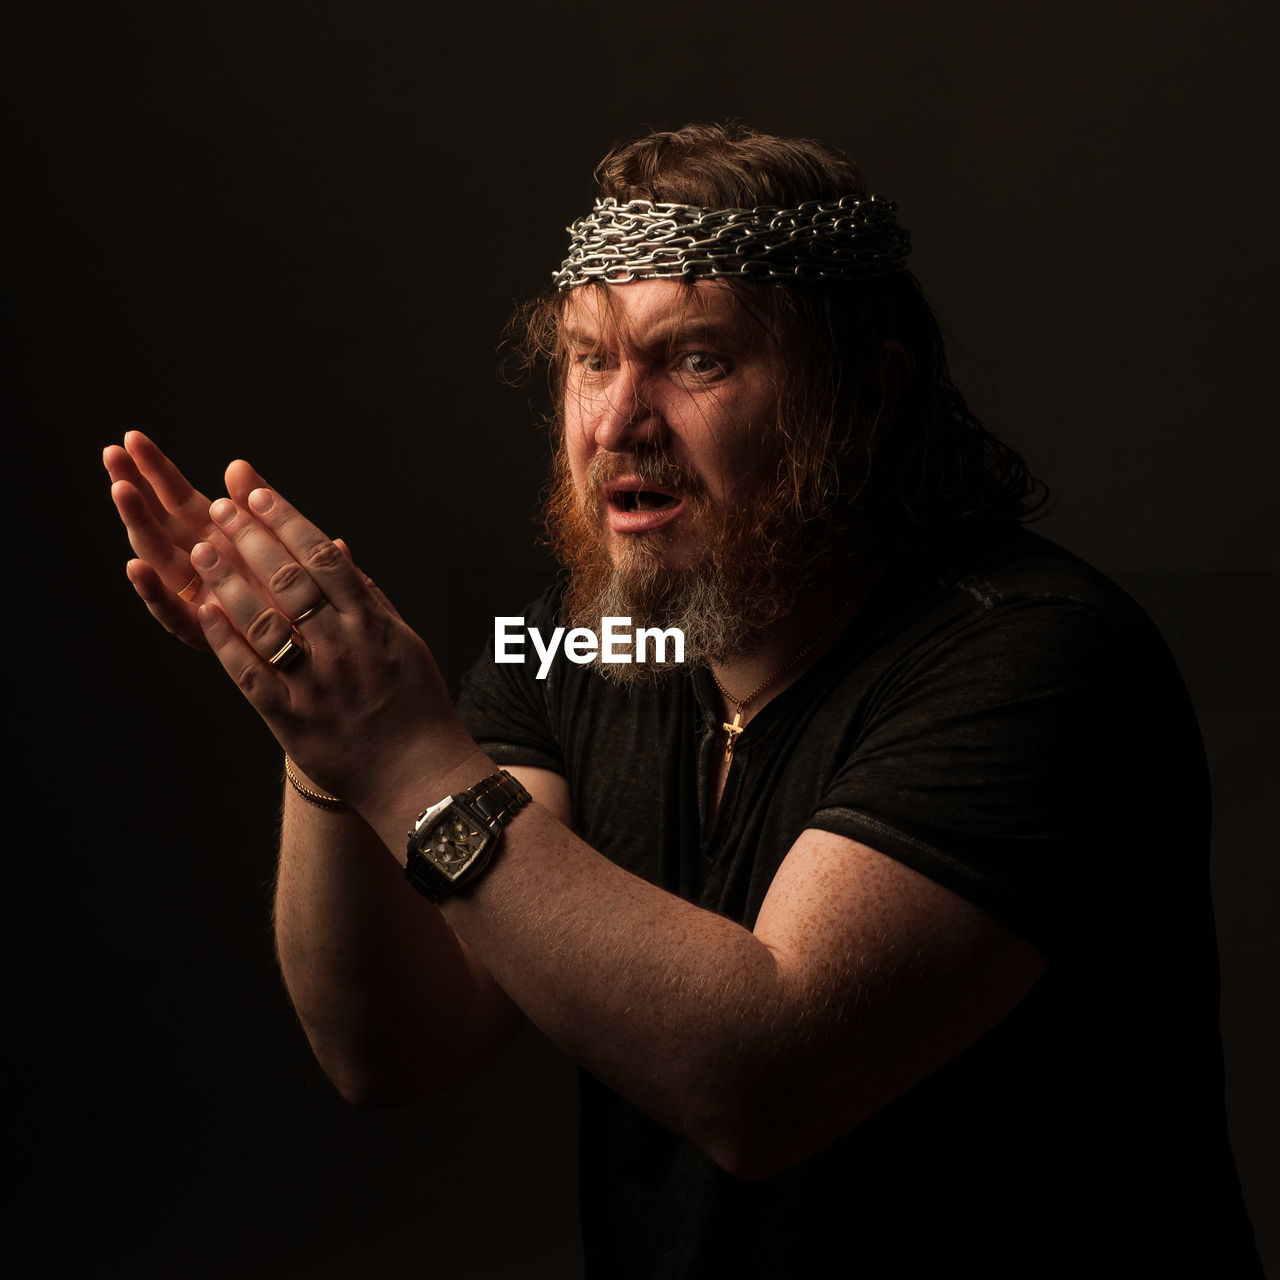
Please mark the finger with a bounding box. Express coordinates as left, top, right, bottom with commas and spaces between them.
111, 479, 202, 588
190, 540, 298, 663
125, 559, 209, 649
367, 581, 403, 621
196, 600, 291, 722
124, 430, 211, 525
225, 458, 273, 509
209, 496, 326, 624
244, 485, 368, 611
331, 537, 402, 620
104, 442, 176, 531
106, 437, 221, 571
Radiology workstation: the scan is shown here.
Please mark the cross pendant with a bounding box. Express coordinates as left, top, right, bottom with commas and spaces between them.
721, 709, 745, 766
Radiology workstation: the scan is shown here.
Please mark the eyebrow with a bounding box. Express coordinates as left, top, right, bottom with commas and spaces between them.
562, 318, 748, 351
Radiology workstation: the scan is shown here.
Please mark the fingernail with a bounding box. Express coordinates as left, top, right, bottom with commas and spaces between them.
197, 603, 221, 627
248, 488, 274, 514
210, 498, 236, 525
191, 543, 218, 569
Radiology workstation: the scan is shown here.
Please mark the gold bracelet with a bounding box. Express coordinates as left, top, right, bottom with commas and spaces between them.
284, 755, 347, 810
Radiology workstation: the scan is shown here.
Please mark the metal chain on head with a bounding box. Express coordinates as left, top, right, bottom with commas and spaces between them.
554, 194, 910, 290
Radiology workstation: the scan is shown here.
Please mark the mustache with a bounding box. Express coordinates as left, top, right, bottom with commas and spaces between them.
584, 450, 711, 504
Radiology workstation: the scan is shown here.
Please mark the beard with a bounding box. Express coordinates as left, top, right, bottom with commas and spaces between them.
543, 445, 834, 685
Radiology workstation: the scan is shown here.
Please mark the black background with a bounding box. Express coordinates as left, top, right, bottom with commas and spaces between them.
8, 2, 1276, 1274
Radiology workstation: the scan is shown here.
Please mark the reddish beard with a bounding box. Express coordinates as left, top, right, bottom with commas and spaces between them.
542, 444, 832, 677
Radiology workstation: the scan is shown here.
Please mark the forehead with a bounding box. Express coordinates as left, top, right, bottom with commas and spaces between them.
561, 279, 770, 351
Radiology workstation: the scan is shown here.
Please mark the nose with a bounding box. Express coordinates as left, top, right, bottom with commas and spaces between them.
592, 363, 664, 453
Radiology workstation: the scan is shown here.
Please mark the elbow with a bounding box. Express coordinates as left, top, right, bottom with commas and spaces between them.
705, 1144, 779, 1184
329, 1067, 425, 1111
700, 1124, 799, 1183
701, 1118, 866, 1183
690, 1081, 874, 1182
307, 1030, 489, 1111
299, 1028, 438, 1111
686, 1090, 810, 1182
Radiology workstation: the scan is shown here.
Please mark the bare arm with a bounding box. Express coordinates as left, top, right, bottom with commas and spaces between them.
111, 437, 1044, 1176
430, 786, 1043, 1178
273, 759, 535, 1106
105, 433, 526, 1098
282, 747, 1041, 1171
189, 463, 1043, 1176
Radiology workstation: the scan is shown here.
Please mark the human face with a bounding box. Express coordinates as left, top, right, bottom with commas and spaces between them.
561, 279, 782, 572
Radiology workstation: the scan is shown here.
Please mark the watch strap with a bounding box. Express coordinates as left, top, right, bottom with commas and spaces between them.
404, 769, 531, 902
462, 770, 532, 826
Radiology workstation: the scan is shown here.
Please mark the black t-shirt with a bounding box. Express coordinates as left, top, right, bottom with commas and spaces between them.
458, 527, 1261, 1277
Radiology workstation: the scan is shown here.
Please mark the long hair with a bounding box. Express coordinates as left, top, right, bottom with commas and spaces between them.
516, 123, 1047, 550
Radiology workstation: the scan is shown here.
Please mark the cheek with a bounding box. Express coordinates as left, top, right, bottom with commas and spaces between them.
682, 400, 761, 481
564, 419, 593, 490
566, 386, 596, 427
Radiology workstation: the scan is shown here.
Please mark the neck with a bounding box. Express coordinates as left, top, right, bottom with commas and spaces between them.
710, 544, 884, 719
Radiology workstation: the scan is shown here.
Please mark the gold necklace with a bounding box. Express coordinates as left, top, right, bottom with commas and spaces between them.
710, 597, 858, 766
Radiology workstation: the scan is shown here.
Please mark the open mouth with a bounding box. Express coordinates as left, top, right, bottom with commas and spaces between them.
602, 478, 687, 532
613, 488, 680, 513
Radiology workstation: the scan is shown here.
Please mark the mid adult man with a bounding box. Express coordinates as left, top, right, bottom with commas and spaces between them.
106, 124, 1261, 1275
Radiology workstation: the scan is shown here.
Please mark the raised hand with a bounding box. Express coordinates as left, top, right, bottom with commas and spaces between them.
107, 433, 479, 821
104, 430, 263, 649
187, 477, 477, 818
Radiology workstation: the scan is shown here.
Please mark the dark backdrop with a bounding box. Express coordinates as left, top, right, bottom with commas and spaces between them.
8, 2, 1276, 1274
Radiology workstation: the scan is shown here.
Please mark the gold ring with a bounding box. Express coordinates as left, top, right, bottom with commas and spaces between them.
291, 601, 328, 626
177, 574, 200, 602
268, 628, 305, 670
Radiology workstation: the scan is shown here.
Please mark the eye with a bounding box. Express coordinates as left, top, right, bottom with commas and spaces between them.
678, 351, 727, 380
574, 350, 613, 376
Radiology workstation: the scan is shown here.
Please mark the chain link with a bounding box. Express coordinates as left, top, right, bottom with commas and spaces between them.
554, 195, 910, 290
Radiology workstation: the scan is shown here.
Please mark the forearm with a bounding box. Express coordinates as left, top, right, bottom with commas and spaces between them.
358, 770, 1040, 1179
276, 756, 522, 1105
446, 816, 787, 1163
147, 465, 1040, 1173
355, 783, 799, 1168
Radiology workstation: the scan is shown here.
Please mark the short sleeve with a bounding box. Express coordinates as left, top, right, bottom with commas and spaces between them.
456, 586, 567, 777
806, 595, 1201, 951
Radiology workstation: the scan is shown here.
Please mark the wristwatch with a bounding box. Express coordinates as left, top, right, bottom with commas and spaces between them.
403, 770, 531, 902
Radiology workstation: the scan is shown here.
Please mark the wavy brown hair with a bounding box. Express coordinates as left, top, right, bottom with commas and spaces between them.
516, 123, 1046, 551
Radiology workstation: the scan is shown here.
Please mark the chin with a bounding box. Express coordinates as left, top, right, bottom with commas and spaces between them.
607, 534, 700, 576
565, 550, 770, 685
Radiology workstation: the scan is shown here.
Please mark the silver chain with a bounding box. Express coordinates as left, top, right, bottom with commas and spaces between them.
554, 194, 910, 291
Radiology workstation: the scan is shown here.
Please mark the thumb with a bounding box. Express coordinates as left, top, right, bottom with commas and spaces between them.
333, 538, 404, 622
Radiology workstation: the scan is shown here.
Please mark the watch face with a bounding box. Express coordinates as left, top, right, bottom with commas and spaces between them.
427, 810, 488, 881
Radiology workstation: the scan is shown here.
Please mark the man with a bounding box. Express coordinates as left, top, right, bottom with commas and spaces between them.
106, 124, 1261, 1275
